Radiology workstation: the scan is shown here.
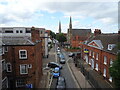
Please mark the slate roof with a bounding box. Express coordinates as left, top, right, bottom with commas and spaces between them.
71, 29, 91, 36
86, 34, 119, 54
1, 37, 35, 45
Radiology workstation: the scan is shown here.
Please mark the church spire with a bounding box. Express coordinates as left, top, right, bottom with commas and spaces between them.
69, 16, 72, 29
59, 21, 61, 34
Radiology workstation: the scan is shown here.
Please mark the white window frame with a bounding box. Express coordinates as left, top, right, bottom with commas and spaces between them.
16, 79, 26, 87
20, 64, 28, 74
6, 63, 12, 72
89, 50, 91, 56
95, 63, 98, 71
104, 56, 107, 65
2, 59, 6, 71
2, 47, 5, 55
92, 52, 94, 58
110, 59, 113, 67
19, 50, 27, 59
103, 68, 106, 77
89, 59, 91, 65
4, 47, 8, 52
96, 53, 98, 60
109, 76, 112, 82
2, 77, 8, 88
0, 48, 2, 55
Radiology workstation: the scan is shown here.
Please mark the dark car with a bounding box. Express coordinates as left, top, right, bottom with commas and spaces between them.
47, 62, 62, 69
60, 58, 65, 64
68, 52, 74, 57
56, 76, 66, 89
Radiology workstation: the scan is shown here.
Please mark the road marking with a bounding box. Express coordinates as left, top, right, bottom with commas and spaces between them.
66, 59, 80, 88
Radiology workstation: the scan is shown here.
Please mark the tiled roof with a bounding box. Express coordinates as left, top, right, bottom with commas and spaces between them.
1, 37, 35, 45
86, 34, 119, 54
71, 29, 91, 36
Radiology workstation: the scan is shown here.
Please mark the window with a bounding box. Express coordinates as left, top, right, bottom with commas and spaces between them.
41, 31, 42, 34
5, 30, 13, 33
104, 56, 107, 65
0, 48, 2, 55
109, 76, 112, 82
2, 77, 8, 89
1, 47, 5, 55
20, 64, 28, 74
92, 52, 94, 58
4, 47, 8, 52
16, 30, 19, 33
95, 63, 98, 71
89, 50, 91, 56
110, 59, 113, 67
6, 63, 12, 72
89, 59, 91, 65
2, 60, 6, 71
16, 79, 26, 87
20, 30, 22, 33
103, 68, 106, 77
19, 50, 27, 59
26, 30, 31, 33
96, 53, 99, 60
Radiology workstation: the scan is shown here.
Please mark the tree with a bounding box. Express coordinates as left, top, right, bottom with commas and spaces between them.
109, 43, 120, 88
50, 31, 56, 39
56, 33, 67, 45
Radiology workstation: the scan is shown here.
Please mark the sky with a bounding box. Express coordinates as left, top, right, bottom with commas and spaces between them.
0, 0, 119, 33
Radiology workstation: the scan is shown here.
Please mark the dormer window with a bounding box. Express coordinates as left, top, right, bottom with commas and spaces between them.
108, 44, 116, 51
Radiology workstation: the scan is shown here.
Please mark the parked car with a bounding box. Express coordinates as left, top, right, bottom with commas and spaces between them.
56, 76, 66, 89
68, 52, 74, 57
59, 54, 65, 59
47, 62, 62, 69
52, 67, 60, 78
60, 58, 65, 64
57, 51, 61, 55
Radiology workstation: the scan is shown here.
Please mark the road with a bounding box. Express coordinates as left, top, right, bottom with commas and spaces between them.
50, 46, 78, 88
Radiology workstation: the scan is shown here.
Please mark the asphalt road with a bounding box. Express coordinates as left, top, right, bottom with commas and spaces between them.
50, 46, 78, 88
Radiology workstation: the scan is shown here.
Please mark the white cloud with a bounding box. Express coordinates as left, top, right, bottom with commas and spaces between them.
0, 0, 119, 33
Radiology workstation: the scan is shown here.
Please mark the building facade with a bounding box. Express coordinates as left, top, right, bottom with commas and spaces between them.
81, 30, 119, 84
1, 27, 43, 89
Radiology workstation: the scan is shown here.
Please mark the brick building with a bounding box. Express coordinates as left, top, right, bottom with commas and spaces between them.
1, 27, 43, 89
67, 17, 91, 47
0, 45, 8, 90
81, 29, 119, 84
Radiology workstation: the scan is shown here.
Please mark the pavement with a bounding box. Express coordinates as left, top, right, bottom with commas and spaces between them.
62, 48, 92, 88
38, 46, 92, 88
38, 47, 56, 88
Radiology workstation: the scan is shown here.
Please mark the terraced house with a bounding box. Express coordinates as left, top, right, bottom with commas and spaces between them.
81, 29, 119, 86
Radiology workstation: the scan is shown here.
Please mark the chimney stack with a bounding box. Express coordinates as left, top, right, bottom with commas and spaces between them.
118, 29, 120, 35
94, 29, 101, 36
31, 26, 40, 42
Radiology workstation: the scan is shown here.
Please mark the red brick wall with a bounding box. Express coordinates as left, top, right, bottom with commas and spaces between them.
82, 44, 117, 81
5, 44, 42, 88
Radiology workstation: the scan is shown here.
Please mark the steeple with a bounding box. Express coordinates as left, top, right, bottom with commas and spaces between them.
59, 21, 61, 34
69, 16, 72, 29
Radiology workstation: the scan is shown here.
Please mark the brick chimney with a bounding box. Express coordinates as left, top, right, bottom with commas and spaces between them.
118, 30, 120, 35
31, 26, 40, 42
94, 29, 101, 36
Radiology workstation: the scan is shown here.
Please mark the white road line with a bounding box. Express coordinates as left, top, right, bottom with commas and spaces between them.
66, 60, 80, 88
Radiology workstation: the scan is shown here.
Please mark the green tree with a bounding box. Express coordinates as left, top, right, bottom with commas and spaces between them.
50, 31, 56, 39
109, 43, 120, 88
56, 33, 67, 44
